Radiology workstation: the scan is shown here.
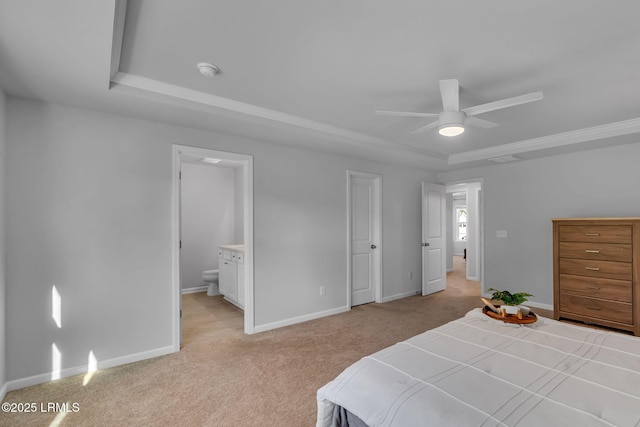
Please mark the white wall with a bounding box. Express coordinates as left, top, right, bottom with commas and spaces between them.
439, 142, 640, 307
445, 193, 453, 271
5, 98, 437, 385
465, 182, 481, 281
234, 167, 244, 243
180, 163, 238, 292
0, 88, 6, 397
452, 196, 467, 256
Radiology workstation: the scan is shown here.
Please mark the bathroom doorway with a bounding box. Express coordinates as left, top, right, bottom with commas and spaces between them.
172, 145, 254, 352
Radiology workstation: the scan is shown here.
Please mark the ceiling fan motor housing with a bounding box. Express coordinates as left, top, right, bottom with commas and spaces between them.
439, 111, 466, 126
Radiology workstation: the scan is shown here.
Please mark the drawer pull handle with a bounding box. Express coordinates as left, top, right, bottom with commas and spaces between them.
584, 233, 600, 236
585, 267, 600, 271
584, 250, 600, 253
587, 305, 601, 310
587, 286, 601, 290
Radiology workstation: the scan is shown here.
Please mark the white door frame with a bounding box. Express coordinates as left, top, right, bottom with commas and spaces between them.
346, 170, 382, 307
172, 144, 255, 351
444, 178, 484, 289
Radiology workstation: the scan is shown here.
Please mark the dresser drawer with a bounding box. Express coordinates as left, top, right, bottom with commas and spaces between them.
559, 274, 632, 302
558, 225, 631, 244
558, 242, 632, 262
559, 294, 633, 324
559, 258, 632, 281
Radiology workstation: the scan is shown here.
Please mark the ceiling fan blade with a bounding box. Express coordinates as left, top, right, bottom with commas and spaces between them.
439, 79, 459, 112
465, 116, 498, 129
374, 110, 439, 118
410, 120, 439, 134
463, 91, 543, 116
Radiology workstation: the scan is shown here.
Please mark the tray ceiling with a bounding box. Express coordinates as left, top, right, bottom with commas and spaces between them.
2, 0, 640, 170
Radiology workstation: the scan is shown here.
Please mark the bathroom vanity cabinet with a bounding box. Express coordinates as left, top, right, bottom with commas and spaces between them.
218, 245, 245, 309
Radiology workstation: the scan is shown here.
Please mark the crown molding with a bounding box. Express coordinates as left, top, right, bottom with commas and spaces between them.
109, 0, 127, 83
110, 72, 447, 161
448, 117, 640, 165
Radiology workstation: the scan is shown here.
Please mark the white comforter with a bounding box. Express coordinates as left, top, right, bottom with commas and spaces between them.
317, 309, 640, 426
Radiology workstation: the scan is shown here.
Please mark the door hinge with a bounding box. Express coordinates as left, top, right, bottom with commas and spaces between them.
180, 309, 182, 318
180, 240, 182, 249
179, 171, 182, 180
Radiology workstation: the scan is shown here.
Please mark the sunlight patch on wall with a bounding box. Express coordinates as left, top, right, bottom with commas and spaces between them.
83, 351, 98, 386
51, 343, 61, 380
52, 285, 62, 328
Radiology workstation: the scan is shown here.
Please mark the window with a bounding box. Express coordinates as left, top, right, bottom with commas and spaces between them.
455, 207, 467, 241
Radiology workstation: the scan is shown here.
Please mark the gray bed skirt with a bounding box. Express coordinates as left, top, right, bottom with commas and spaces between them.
331, 405, 369, 427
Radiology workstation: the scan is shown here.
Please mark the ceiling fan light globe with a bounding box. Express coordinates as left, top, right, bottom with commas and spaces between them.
438, 111, 466, 137
439, 125, 465, 137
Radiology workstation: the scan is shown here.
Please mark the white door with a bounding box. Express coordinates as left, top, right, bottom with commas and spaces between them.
350, 174, 380, 306
422, 183, 447, 295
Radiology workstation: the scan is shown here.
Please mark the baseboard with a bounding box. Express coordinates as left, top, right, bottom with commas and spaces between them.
480, 292, 553, 311
518, 300, 553, 311
181, 286, 208, 294
252, 305, 350, 334
3, 345, 175, 394
380, 290, 420, 303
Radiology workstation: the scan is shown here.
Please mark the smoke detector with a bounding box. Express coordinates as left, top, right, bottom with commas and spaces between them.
197, 62, 220, 77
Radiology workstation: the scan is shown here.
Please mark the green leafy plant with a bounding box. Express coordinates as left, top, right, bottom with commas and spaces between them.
487, 288, 533, 306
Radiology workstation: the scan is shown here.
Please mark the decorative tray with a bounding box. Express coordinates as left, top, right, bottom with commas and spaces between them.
482, 306, 538, 324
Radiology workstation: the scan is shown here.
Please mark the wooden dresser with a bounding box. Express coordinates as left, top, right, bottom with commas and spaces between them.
553, 218, 640, 336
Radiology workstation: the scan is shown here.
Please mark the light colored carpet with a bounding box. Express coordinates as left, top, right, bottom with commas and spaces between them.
0, 257, 550, 426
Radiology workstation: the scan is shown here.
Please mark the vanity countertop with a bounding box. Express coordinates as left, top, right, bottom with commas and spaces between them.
218, 244, 244, 252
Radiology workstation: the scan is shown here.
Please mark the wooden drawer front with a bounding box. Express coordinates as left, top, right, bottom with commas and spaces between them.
558, 225, 631, 244
559, 274, 632, 302
558, 242, 632, 262
559, 258, 632, 281
560, 294, 632, 324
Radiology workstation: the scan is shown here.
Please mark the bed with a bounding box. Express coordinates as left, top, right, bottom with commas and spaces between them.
317, 309, 640, 427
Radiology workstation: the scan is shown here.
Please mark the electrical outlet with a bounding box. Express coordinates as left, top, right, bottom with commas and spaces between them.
496, 230, 508, 238
319, 286, 326, 296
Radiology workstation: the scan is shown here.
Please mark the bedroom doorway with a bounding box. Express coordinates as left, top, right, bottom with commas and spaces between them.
347, 171, 382, 306
445, 180, 483, 290
172, 145, 255, 352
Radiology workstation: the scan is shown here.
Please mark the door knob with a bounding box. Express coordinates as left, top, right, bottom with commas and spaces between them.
422, 243, 430, 247
371, 244, 377, 249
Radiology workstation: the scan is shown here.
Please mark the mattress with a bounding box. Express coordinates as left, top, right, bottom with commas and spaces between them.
317, 309, 640, 427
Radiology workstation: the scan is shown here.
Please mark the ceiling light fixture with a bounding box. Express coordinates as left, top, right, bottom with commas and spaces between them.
438, 111, 466, 137
197, 62, 220, 77
200, 157, 222, 164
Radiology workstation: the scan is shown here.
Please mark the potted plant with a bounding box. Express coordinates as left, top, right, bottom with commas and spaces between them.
487, 288, 533, 315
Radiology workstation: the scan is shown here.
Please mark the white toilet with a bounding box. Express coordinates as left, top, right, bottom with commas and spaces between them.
203, 269, 219, 296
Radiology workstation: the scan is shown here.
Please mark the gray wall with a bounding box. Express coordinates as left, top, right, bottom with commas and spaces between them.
5, 97, 437, 383
180, 163, 237, 291
439, 142, 640, 307
0, 88, 6, 393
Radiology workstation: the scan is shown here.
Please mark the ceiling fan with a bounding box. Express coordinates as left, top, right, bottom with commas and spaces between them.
375, 79, 543, 137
